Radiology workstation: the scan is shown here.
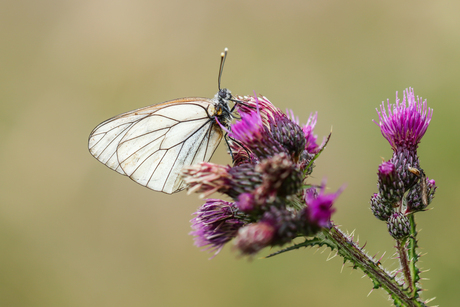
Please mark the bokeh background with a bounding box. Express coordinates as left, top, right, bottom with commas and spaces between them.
1, 1, 459, 306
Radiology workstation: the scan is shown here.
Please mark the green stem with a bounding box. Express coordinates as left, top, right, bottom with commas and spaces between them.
407, 214, 419, 298
323, 226, 426, 307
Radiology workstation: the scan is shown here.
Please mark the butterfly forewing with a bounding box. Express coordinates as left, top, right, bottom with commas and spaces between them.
88, 97, 225, 194
89, 114, 149, 175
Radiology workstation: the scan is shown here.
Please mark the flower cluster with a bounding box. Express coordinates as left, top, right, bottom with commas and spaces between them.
183, 94, 343, 257
371, 88, 437, 239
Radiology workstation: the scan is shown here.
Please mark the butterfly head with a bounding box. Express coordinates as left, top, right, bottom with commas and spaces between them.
217, 88, 232, 102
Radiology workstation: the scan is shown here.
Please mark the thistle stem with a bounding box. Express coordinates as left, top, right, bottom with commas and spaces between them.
397, 238, 413, 293
324, 225, 425, 306
407, 214, 419, 298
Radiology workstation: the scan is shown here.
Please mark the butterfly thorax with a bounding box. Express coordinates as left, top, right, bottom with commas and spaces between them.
212, 88, 233, 127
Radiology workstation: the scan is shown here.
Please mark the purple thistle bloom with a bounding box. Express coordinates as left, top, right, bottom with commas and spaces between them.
233, 94, 316, 163
229, 100, 286, 161
302, 112, 321, 154
190, 199, 245, 257
183, 93, 343, 257
229, 108, 265, 147
235, 94, 284, 129
371, 89, 436, 237
304, 182, 343, 228
374, 88, 433, 152
374, 88, 434, 191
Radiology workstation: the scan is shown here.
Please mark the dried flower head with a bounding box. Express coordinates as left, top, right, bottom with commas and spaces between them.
182, 163, 231, 198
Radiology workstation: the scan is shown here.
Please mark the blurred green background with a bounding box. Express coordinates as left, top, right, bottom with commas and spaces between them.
1, 1, 459, 306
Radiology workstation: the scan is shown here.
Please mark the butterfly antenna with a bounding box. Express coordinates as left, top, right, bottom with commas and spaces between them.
218, 48, 228, 90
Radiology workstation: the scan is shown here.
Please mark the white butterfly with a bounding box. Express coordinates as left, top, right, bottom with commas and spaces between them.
88, 49, 235, 194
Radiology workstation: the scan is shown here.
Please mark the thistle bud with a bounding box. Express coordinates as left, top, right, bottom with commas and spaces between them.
377, 161, 404, 203
370, 193, 393, 221
387, 212, 410, 240
254, 153, 303, 201
406, 174, 437, 213
269, 113, 306, 162
234, 222, 275, 255
261, 205, 298, 245
226, 163, 264, 199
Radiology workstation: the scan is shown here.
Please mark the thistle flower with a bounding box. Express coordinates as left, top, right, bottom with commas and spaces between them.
183, 93, 340, 257
374, 88, 433, 189
374, 88, 432, 152
229, 111, 286, 161
303, 183, 343, 229
235, 94, 284, 128
190, 199, 246, 256
371, 88, 436, 238
233, 95, 310, 162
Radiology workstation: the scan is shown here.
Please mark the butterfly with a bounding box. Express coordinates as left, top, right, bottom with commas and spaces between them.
88, 49, 236, 194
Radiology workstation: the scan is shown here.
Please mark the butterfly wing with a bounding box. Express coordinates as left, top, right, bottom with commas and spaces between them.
88, 98, 224, 194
